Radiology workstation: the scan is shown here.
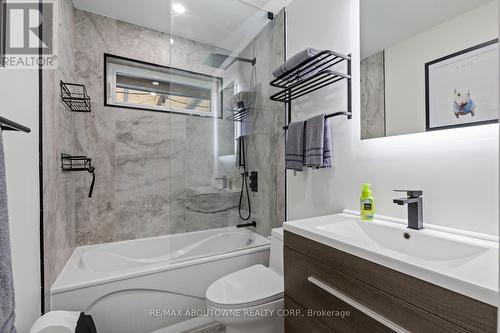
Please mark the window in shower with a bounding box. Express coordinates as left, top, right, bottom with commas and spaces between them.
105, 54, 222, 118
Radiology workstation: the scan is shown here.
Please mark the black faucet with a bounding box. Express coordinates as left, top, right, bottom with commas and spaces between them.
393, 190, 423, 230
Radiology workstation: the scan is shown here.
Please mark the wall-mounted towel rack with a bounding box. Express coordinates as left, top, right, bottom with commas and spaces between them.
282, 111, 351, 130
269, 49, 352, 221
270, 50, 351, 104
269, 49, 351, 129
0, 116, 31, 133
61, 154, 95, 198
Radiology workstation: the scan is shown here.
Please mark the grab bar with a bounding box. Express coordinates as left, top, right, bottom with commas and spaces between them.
0, 115, 31, 132
307, 276, 409, 333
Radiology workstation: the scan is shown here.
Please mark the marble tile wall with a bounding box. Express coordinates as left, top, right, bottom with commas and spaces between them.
42, 0, 78, 310
361, 51, 386, 139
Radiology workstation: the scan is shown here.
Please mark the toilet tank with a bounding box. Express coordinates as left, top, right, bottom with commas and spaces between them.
269, 228, 284, 276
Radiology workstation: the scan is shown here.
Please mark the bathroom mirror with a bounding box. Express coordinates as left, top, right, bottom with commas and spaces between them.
360, 0, 499, 139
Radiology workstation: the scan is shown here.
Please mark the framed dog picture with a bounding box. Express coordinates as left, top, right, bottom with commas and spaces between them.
425, 39, 499, 131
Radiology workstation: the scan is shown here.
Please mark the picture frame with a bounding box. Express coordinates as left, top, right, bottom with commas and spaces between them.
425, 39, 499, 131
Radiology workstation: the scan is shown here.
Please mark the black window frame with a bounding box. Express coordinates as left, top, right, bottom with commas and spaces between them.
104, 53, 223, 119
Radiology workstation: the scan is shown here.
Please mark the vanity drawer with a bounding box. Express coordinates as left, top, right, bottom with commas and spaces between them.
285, 231, 497, 333
285, 246, 472, 333
285, 247, 394, 333
285, 297, 334, 333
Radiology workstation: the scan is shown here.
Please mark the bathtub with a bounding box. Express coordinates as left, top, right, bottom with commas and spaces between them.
51, 227, 271, 333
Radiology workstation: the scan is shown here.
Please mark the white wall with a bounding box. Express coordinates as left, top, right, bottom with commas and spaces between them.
287, 0, 499, 236
0, 68, 40, 331
385, 1, 498, 136
497, 0, 500, 327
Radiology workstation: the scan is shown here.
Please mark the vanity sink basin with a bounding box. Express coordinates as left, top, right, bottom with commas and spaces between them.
284, 211, 498, 306
317, 219, 488, 262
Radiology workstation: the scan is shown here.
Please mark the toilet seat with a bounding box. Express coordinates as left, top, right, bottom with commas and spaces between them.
29, 311, 81, 333
206, 264, 284, 309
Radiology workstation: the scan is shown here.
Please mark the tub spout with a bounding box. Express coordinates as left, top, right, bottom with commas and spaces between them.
236, 221, 256, 228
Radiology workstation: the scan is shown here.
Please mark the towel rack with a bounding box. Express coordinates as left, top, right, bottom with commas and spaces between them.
0, 116, 31, 133
282, 111, 351, 130
270, 50, 351, 103
269, 49, 352, 221
269, 49, 351, 128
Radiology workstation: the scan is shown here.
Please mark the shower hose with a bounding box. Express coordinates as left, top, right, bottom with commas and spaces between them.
238, 137, 251, 221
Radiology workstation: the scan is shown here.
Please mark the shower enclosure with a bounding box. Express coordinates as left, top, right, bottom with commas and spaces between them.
72, 0, 287, 244
43, 0, 285, 331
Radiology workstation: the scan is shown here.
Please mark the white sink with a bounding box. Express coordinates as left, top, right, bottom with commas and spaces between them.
317, 219, 488, 262
283, 212, 498, 306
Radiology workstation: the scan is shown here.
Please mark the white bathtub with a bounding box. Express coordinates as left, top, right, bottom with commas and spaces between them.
51, 227, 271, 333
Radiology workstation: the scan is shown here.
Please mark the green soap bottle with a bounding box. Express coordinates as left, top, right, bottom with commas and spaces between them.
360, 183, 374, 221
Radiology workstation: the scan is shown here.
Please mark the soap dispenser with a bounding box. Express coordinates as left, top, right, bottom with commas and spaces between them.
360, 183, 374, 221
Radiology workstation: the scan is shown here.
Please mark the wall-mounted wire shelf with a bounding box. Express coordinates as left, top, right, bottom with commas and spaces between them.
269, 49, 352, 222
226, 101, 252, 122
61, 154, 95, 198
270, 50, 351, 103
60, 80, 91, 112
270, 70, 350, 103
61, 153, 92, 171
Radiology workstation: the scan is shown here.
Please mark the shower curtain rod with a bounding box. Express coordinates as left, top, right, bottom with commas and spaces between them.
0, 115, 31, 133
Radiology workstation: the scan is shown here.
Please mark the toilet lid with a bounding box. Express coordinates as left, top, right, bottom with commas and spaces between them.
206, 264, 284, 309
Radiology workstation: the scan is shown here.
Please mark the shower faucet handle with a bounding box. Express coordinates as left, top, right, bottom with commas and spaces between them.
249, 171, 258, 192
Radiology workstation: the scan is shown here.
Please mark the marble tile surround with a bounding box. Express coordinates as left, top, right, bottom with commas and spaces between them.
42, 0, 78, 310
361, 51, 386, 139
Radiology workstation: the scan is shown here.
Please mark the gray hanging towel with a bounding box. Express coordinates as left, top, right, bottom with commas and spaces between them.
322, 117, 333, 168
0, 131, 16, 333
285, 121, 305, 171
305, 114, 326, 168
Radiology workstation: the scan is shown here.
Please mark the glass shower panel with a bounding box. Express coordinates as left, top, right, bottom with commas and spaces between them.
169, 0, 286, 238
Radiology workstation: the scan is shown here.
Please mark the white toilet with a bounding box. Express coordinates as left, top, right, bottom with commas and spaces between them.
205, 227, 284, 333
30, 311, 82, 333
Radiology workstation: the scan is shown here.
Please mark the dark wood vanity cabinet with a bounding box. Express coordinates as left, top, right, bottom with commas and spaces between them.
284, 231, 497, 333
